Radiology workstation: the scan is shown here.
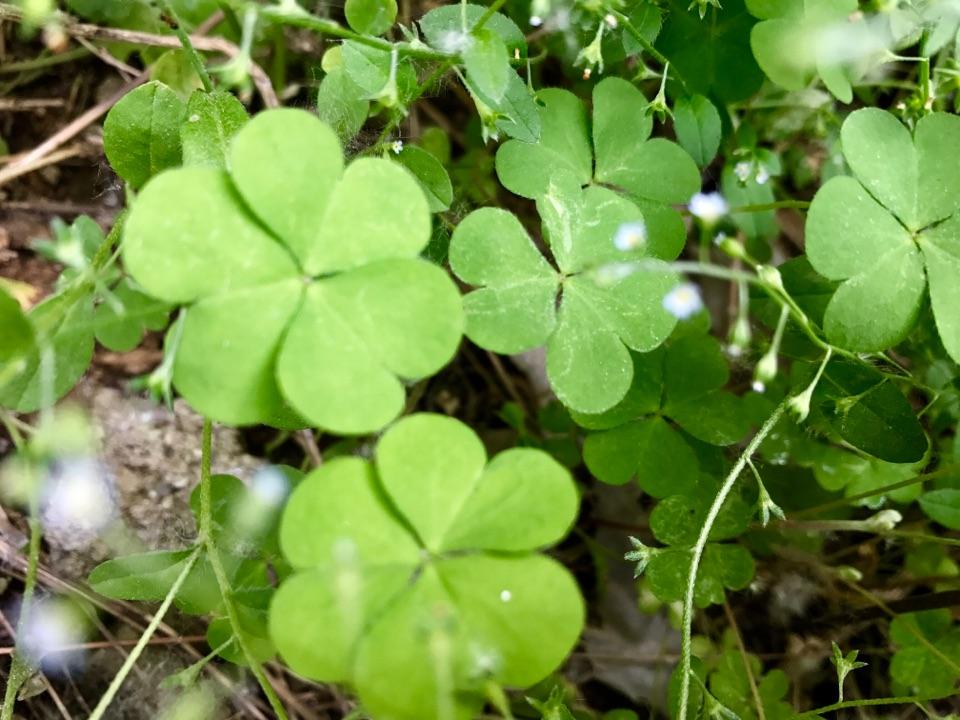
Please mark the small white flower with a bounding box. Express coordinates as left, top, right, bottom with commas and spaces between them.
689, 191, 729, 224
613, 220, 647, 251
865, 509, 902, 532
391, 140, 404, 154
734, 161, 752, 183
529, 14, 543, 26
22, 597, 89, 672
604, 13, 618, 28
755, 164, 770, 185
593, 261, 636, 287
40, 457, 115, 550
751, 380, 766, 393
662, 282, 703, 320
250, 467, 290, 507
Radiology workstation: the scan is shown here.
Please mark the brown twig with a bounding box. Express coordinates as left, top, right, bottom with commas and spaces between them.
0, 3, 277, 108
0, 71, 149, 188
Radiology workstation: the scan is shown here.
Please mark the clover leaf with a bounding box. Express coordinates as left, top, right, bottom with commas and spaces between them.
889, 610, 960, 697
748, 0, 863, 102
269, 413, 584, 720
646, 543, 755, 608
495, 76, 700, 258
807, 109, 960, 363
576, 334, 750, 489
449, 177, 679, 414
122, 108, 463, 433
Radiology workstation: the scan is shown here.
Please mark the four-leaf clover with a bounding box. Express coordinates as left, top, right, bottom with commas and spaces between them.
269, 414, 584, 720
807, 109, 960, 363
122, 109, 463, 433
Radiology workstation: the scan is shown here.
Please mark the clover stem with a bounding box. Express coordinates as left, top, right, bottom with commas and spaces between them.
159, 0, 214, 92
198, 419, 290, 720
795, 695, 944, 718
87, 546, 202, 720
676, 399, 787, 720
727, 199, 811, 213
609, 9, 684, 89
0, 500, 41, 720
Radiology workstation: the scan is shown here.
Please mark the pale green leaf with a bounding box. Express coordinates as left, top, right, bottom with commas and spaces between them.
279, 456, 421, 569
173, 280, 303, 427
229, 108, 344, 266
673, 95, 721, 167
394, 145, 453, 212
123, 167, 299, 303
450, 207, 558, 354
180, 89, 248, 169
103, 81, 186, 188
345, 0, 397, 35
919, 489, 960, 530
375, 413, 488, 550
464, 28, 510, 102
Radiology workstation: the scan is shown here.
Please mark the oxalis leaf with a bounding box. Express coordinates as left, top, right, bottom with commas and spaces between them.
122, 108, 463, 433
576, 334, 750, 488
748, 0, 865, 103
449, 174, 679, 414
495, 77, 700, 258
269, 414, 584, 720
103, 81, 186, 189
807, 109, 960, 363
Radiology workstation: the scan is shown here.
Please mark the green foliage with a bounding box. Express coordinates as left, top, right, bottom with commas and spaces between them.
345, 0, 398, 35
889, 611, 960, 696
269, 414, 584, 720
673, 95, 722, 167
121, 108, 463, 433
807, 109, 960, 363
180, 90, 248, 168
103, 81, 186, 188
578, 335, 748, 489
657, 0, 763, 102
919, 488, 960, 529
748, 0, 862, 102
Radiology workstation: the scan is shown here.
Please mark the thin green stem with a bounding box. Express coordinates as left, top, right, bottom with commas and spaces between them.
728, 199, 811, 213
198, 420, 289, 720
0, 47, 90, 74
677, 400, 788, 719
0, 510, 41, 720
259, 3, 448, 60
792, 463, 960, 517
159, 0, 214, 92
796, 695, 946, 718
87, 546, 202, 720
610, 9, 682, 87
474, 0, 510, 34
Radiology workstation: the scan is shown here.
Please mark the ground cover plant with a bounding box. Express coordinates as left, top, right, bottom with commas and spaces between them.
1, 0, 960, 718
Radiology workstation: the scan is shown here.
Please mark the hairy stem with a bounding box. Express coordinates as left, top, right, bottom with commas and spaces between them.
0, 511, 41, 720
677, 400, 787, 719
159, 0, 214, 92
796, 695, 944, 718
198, 420, 289, 720
87, 546, 202, 720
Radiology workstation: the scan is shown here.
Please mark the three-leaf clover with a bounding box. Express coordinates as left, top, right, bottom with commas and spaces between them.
495, 76, 700, 258
748, 0, 864, 102
449, 180, 679, 414
576, 334, 750, 489
122, 108, 463, 433
807, 109, 960, 363
269, 413, 584, 720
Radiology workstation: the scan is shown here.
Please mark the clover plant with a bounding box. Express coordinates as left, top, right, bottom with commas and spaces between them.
269, 414, 584, 719
121, 108, 463, 433
807, 109, 960, 363
5, 2, 960, 719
